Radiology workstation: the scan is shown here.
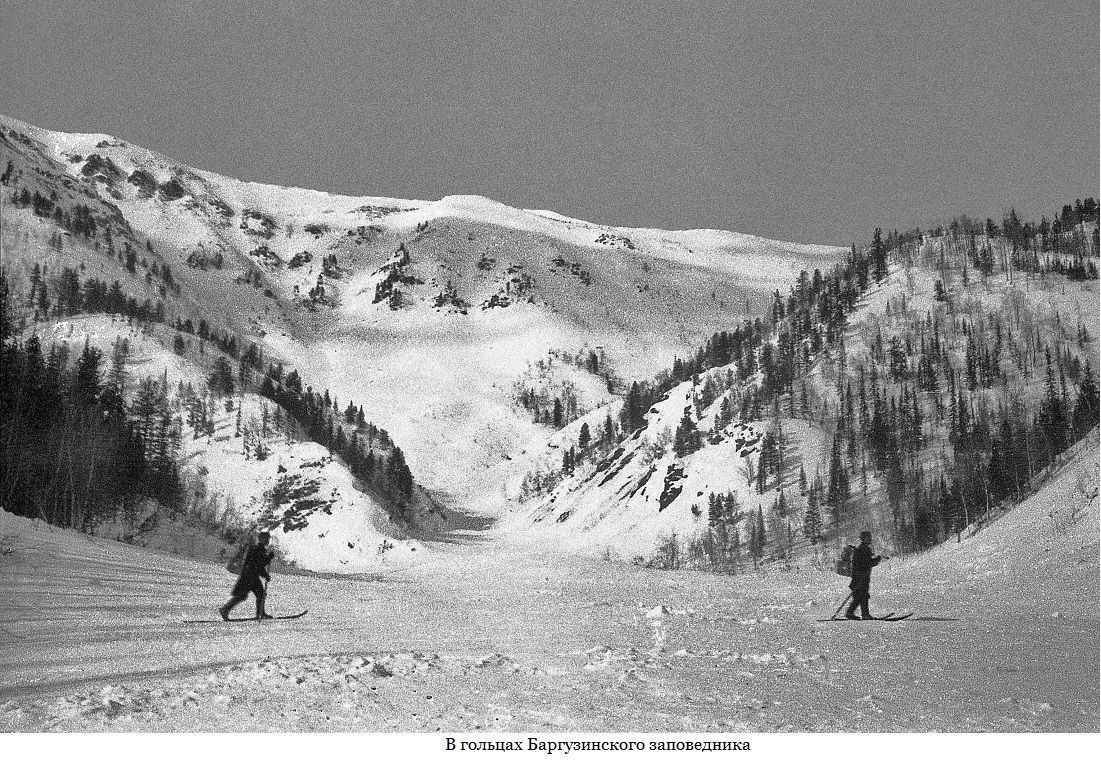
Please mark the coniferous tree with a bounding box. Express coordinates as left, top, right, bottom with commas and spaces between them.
387, 445, 414, 498
748, 507, 763, 569
674, 407, 701, 457
872, 228, 888, 283
752, 505, 767, 567
578, 422, 591, 450
1038, 350, 1069, 459
1073, 361, 1099, 439
803, 477, 822, 544
208, 356, 235, 397
826, 427, 849, 527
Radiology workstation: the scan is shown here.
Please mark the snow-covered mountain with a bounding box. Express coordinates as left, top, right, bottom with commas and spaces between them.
0, 113, 845, 568
2, 113, 1097, 736
516, 224, 1099, 564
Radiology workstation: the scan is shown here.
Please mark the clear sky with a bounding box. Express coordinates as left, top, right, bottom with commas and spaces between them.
0, 0, 1096, 245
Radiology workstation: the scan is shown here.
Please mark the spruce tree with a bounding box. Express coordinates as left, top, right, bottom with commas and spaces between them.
750, 505, 767, 568
803, 480, 822, 544
826, 428, 849, 525
674, 407, 700, 457
872, 228, 888, 283
1073, 361, 1099, 438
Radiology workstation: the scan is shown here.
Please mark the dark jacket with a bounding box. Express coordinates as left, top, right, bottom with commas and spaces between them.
849, 542, 881, 589
232, 543, 272, 595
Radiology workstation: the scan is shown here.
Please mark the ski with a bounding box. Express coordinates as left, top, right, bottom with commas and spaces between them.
816, 612, 913, 623
184, 609, 308, 624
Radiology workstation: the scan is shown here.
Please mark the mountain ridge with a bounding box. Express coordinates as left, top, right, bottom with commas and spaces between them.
0, 112, 846, 570
1, 111, 848, 254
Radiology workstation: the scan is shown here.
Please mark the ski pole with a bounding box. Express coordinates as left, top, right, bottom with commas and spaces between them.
830, 592, 852, 619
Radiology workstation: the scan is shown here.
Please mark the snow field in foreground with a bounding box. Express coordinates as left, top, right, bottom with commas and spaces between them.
1, 440, 1096, 732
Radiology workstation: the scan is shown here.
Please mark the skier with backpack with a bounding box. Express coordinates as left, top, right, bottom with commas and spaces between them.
843, 530, 885, 620
220, 531, 275, 621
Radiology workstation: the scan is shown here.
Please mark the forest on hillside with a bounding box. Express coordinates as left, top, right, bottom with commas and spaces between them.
0, 270, 416, 536
520, 199, 1100, 570
2, 135, 426, 536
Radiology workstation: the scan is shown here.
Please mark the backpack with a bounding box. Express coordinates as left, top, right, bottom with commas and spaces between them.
836, 544, 855, 577
226, 538, 251, 574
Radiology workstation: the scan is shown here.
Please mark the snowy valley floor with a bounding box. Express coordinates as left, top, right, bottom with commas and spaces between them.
1, 449, 1098, 733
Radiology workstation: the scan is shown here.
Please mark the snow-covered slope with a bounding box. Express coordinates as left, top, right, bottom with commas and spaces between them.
1, 113, 845, 522
504, 362, 795, 559
1, 440, 1095, 731
897, 437, 1099, 617
518, 243, 1100, 563
24, 315, 430, 573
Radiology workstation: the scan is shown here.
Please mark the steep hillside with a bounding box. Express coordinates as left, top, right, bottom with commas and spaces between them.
518, 219, 1100, 564
1, 113, 844, 523
4, 311, 436, 572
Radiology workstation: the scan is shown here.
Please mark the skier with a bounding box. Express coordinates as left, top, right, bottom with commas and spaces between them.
845, 530, 885, 620
220, 531, 274, 620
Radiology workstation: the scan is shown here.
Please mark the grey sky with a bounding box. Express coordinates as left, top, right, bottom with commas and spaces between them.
0, 0, 1096, 245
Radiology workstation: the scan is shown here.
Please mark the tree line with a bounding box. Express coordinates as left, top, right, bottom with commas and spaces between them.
611, 199, 1099, 569
0, 271, 180, 529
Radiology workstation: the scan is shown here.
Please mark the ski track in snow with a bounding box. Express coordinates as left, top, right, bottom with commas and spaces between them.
1, 443, 1097, 732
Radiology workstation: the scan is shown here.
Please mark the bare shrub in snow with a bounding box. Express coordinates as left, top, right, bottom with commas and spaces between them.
1070, 466, 1099, 526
